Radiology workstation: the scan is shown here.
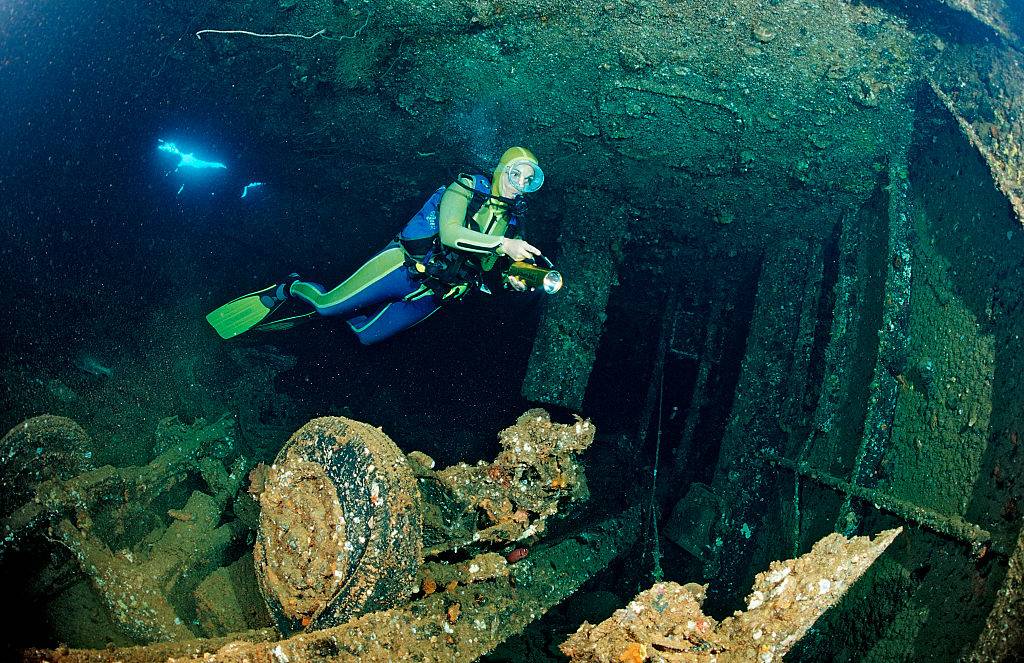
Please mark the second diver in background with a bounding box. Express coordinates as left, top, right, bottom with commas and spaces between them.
206, 147, 548, 345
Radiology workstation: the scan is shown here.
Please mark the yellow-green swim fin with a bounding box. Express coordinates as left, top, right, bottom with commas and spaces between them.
206, 283, 283, 339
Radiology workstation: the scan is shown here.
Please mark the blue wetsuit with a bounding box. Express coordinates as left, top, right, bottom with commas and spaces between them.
289, 173, 514, 345
290, 242, 442, 345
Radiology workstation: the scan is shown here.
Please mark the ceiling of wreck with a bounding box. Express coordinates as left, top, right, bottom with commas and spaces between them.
164, 0, 928, 249
133, 0, 1024, 273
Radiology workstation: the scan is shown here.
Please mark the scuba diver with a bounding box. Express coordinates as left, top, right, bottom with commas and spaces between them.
206, 147, 551, 345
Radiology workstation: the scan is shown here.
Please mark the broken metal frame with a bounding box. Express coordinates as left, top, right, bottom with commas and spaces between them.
791, 210, 864, 465
778, 158, 1003, 555
769, 153, 1012, 560
784, 210, 866, 557
561, 528, 903, 663
779, 241, 826, 444
669, 280, 725, 479
702, 239, 819, 592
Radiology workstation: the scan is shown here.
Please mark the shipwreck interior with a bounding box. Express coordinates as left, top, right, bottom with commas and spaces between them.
2, 0, 1024, 660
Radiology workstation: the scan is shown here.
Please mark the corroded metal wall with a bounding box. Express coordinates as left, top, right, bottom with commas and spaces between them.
521, 189, 625, 410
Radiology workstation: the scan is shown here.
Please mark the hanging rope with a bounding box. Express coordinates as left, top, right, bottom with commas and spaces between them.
196, 12, 371, 42
195, 28, 327, 40
650, 360, 665, 582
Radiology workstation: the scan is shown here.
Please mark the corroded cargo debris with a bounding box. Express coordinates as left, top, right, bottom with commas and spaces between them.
434, 408, 593, 546
54, 488, 246, 643
194, 554, 271, 637
254, 417, 423, 634
23, 514, 641, 663
5, 408, 598, 653
0, 415, 248, 643
561, 528, 901, 662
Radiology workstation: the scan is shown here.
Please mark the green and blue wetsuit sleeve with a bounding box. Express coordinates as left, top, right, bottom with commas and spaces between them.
438, 176, 503, 255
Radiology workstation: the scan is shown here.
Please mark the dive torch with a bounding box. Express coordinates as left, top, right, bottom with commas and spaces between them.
504, 256, 564, 294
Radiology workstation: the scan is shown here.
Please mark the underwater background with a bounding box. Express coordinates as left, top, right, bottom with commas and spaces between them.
1, 0, 557, 463
4, 0, 1024, 660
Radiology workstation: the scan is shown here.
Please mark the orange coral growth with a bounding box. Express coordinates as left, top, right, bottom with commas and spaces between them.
447, 603, 461, 623
618, 643, 647, 663
247, 462, 269, 496
486, 465, 510, 485
422, 577, 437, 596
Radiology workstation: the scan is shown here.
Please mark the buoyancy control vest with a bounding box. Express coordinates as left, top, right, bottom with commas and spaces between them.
398, 174, 493, 259
396, 174, 524, 299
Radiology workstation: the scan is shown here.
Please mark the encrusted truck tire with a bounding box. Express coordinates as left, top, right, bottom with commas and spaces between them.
0, 415, 93, 517
254, 417, 422, 635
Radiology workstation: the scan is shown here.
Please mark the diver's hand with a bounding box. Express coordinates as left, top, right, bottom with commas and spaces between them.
506, 275, 528, 292
499, 238, 541, 262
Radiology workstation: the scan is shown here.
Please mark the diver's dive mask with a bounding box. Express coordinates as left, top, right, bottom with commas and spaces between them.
505, 158, 544, 194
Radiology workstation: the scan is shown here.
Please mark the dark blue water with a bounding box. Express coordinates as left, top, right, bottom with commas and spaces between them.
0, 0, 558, 466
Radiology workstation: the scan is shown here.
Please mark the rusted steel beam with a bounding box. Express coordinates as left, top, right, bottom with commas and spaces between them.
771, 454, 1004, 555
836, 156, 913, 533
